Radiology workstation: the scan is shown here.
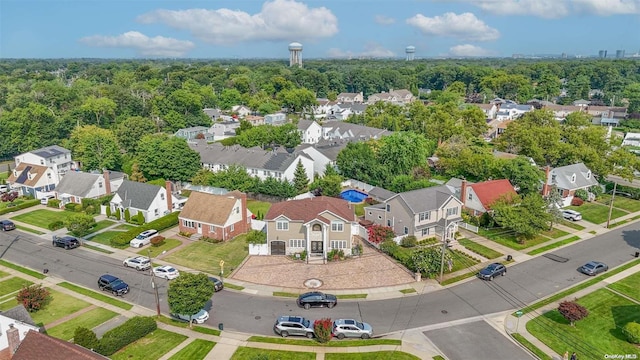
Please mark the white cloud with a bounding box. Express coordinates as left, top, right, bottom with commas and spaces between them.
573, 0, 640, 16
137, 0, 338, 45
327, 43, 395, 58
448, 44, 495, 57
374, 15, 396, 25
461, 0, 640, 18
406, 12, 500, 41
79, 31, 195, 57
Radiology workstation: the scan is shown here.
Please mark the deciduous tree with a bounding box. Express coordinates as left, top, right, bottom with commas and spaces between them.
136, 134, 201, 181
17, 284, 52, 312
558, 300, 589, 326
168, 273, 215, 328
67, 125, 122, 171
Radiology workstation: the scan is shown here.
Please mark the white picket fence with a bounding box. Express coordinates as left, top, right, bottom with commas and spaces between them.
459, 222, 479, 233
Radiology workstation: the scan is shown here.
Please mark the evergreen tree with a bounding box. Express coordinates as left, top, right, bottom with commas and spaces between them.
293, 160, 309, 193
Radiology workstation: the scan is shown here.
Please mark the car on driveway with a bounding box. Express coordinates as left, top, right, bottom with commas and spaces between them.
297, 291, 337, 309
0, 220, 16, 231
477, 262, 507, 281
273, 315, 314, 338
153, 265, 180, 280
123, 256, 151, 271
332, 319, 373, 339
579, 261, 608, 276
98, 274, 130, 296
129, 229, 158, 248
208, 276, 224, 292
52, 235, 80, 250
171, 309, 209, 324
562, 209, 582, 221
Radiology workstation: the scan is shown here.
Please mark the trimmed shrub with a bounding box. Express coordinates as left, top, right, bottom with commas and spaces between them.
114, 208, 121, 220
150, 235, 165, 247
95, 316, 157, 356
106, 206, 112, 218
16, 284, 52, 312
124, 208, 131, 222
575, 189, 589, 201
202, 237, 223, 244
571, 197, 584, 206
47, 199, 61, 208
64, 203, 81, 212
48, 220, 65, 231
401, 235, 417, 248
313, 318, 333, 343
110, 212, 179, 247
622, 322, 640, 344
327, 249, 344, 261
0, 199, 40, 215
245, 230, 266, 244
136, 212, 145, 225
74, 326, 99, 349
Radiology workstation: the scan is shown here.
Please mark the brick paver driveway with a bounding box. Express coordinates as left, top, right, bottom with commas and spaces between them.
230, 249, 415, 290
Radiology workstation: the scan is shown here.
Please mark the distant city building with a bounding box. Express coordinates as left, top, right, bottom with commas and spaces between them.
405, 45, 415, 61
599, 50, 607, 58
289, 42, 303, 67
616, 50, 625, 58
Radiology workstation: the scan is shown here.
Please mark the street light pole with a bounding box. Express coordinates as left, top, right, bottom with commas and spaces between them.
440, 218, 448, 284
148, 249, 161, 316
606, 181, 617, 228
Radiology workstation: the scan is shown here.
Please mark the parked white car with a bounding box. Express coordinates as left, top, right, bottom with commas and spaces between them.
171, 309, 209, 324
153, 265, 180, 280
129, 229, 158, 248
562, 209, 582, 221
123, 256, 151, 271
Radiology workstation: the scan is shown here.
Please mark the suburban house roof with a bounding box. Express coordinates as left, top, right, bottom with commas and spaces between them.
323, 122, 392, 140
389, 185, 457, 214
190, 141, 311, 172
179, 191, 244, 225
7, 163, 49, 187
12, 330, 108, 360
468, 179, 517, 210
296, 119, 317, 131
55, 171, 101, 197
29, 145, 70, 158
0, 305, 38, 327
113, 180, 162, 210
368, 187, 396, 201
265, 196, 356, 223
548, 162, 599, 190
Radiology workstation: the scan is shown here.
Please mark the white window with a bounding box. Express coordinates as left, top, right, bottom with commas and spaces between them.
98, 181, 103, 188
331, 221, 344, 232
586, 171, 591, 179
421, 228, 430, 236
47, 173, 52, 179
446, 207, 458, 216
230, 224, 234, 232
40, 159, 44, 165
331, 240, 347, 249
183, 220, 195, 228
468, 192, 473, 200
419, 212, 430, 221
386, 204, 391, 212
276, 220, 289, 231
154, 209, 159, 216
209, 225, 215, 232
235, 207, 240, 214
571, 174, 576, 183
161, 193, 165, 200
387, 219, 391, 226
289, 239, 305, 248
404, 227, 409, 234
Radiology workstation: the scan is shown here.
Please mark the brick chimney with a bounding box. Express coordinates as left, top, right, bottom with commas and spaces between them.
542, 166, 551, 197
103, 170, 111, 195
7, 323, 20, 356
460, 179, 467, 207
165, 181, 173, 212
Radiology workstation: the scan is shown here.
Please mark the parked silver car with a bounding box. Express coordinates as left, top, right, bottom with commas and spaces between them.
332, 319, 373, 339
562, 209, 582, 221
123, 256, 151, 271
273, 316, 314, 338
171, 309, 209, 324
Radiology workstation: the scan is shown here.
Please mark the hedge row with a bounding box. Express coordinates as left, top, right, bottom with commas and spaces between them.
94, 316, 157, 356
0, 199, 40, 215
110, 212, 180, 247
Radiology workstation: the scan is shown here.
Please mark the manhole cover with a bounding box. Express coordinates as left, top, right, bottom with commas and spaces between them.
304, 278, 323, 288
255, 316, 261, 320
441, 310, 448, 314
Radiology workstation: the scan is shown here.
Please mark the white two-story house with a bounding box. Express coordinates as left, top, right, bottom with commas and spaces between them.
297, 120, 323, 144
7, 145, 75, 198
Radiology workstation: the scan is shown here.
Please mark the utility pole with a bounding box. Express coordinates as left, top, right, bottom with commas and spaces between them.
148, 249, 161, 316
606, 181, 617, 228
440, 218, 448, 284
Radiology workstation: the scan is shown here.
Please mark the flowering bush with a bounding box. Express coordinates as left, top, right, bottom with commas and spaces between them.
571, 197, 584, 206
367, 225, 395, 244
150, 235, 165, 247
313, 318, 333, 343
17, 284, 52, 312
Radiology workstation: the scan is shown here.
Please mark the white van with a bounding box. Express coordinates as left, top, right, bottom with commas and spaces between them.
129, 229, 158, 248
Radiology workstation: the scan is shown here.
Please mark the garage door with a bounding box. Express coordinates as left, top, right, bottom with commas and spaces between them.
271, 241, 285, 255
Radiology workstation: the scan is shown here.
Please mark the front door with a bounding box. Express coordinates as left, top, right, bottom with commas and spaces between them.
197, 223, 202, 234
311, 241, 323, 255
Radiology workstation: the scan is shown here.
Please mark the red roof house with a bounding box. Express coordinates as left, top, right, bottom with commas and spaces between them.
461, 179, 517, 215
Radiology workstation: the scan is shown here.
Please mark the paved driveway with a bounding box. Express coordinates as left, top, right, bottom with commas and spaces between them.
230, 250, 416, 290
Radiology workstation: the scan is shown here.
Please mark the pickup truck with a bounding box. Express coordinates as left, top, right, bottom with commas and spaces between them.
52, 235, 80, 249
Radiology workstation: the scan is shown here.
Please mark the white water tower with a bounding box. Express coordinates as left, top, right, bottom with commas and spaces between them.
405, 45, 415, 61
289, 42, 303, 67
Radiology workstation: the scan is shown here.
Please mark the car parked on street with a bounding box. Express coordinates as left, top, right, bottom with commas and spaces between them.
123, 256, 151, 271
477, 262, 507, 281
332, 319, 373, 339
52, 235, 80, 250
579, 261, 608, 276
171, 309, 209, 324
208, 276, 224, 292
562, 209, 582, 221
273, 315, 314, 338
129, 229, 158, 248
98, 274, 130, 296
297, 291, 337, 309
153, 265, 180, 280
0, 220, 16, 231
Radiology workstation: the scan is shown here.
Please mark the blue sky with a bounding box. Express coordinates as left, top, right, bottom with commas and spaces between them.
1, 0, 639, 59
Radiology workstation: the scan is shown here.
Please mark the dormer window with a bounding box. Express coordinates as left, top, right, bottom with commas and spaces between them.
27, 173, 33, 180
586, 171, 591, 179
13, 170, 18, 177
386, 204, 391, 212
571, 173, 576, 183
160, 193, 165, 200
40, 160, 44, 165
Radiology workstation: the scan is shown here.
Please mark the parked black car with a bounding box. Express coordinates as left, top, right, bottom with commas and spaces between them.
297, 291, 337, 309
0, 220, 16, 231
208, 276, 224, 292
52, 235, 80, 249
98, 274, 130, 296
477, 263, 507, 281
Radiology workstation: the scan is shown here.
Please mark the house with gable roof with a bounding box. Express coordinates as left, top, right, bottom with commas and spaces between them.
265, 197, 357, 257
231, 105, 251, 117
296, 119, 323, 144
178, 191, 250, 241
7, 145, 76, 197
364, 185, 463, 241
13, 145, 75, 178
0, 305, 42, 359
460, 179, 518, 216
322, 122, 392, 142
298, 141, 348, 176
174, 126, 215, 141
542, 163, 599, 207
367, 89, 415, 105
336, 92, 364, 104
55, 170, 126, 206
110, 180, 185, 223
10, 329, 108, 360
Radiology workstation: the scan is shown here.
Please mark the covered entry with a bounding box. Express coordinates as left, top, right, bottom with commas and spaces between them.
270, 240, 286, 255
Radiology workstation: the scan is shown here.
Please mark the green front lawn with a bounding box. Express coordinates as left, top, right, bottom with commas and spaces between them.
566, 203, 626, 224
76, 219, 115, 237
559, 219, 586, 231
11, 209, 80, 229
480, 228, 557, 250
540, 227, 569, 239
168, 339, 216, 360
111, 329, 188, 360
527, 236, 580, 256
86, 231, 121, 246
607, 270, 640, 302
31, 289, 91, 326
114, 223, 138, 231
325, 352, 421, 360
248, 336, 401, 347
457, 238, 503, 259
231, 348, 315, 360
15, 225, 45, 234
47, 307, 117, 340
597, 194, 640, 212
527, 288, 640, 355
164, 234, 248, 275
0, 270, 9, 278
137, 238, 182, 258
0, 277, 33, 297
246, 200, 271, 218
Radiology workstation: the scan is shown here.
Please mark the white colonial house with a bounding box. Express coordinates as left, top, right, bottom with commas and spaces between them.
297, 120, 323, 144
110, 180, 185, 223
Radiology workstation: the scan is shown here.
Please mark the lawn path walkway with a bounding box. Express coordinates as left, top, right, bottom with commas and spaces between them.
45, 304, 97, 328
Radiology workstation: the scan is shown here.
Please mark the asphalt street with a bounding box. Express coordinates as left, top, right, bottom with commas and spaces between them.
1, 222, 639, 338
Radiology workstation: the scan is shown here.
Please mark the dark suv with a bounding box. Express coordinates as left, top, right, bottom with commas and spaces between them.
52, 235, 80, 250
0, 220, 16, 231
98, 274, 130, 296
297, 291, 337, 309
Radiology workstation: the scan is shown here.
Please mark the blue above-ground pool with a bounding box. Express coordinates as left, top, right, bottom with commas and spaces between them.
340, 189, 368, 203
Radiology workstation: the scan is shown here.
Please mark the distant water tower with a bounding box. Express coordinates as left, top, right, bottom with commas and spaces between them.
289, 42, 303, 67
405, 45, 416, 61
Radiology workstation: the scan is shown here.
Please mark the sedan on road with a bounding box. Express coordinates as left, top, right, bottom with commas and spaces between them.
208, 276, 224, 292
477, 263, 507, 281
579, 261, 608, 276
153, 265, 180, 280
0, 220, 15, 231
297, 291, 337, 309
332, 319, 373, 339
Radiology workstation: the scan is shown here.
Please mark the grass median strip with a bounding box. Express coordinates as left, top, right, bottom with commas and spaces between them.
156, 315, 221, 336
0, 259, 46, 279
458, 238, 503, 259
441, 271, 477, 285
273, 291, 299, 298
223, 283, 244, 290
336, 293, 367, 299
168, 339, 216, 360
82, 243, 114, 254
247, 336, 401, 347
326, 352, 420, 360
0, 270, 9, 278
526, 236, 581, 256
15, 225, 45, 234
400, 288, 417, 294
511, 333, 552, 360
47, 307, 118, 340
57, 282, 133, 310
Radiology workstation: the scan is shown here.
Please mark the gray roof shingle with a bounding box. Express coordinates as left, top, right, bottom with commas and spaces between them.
0, 305, 38, 327
548, 162, 599, 190
392, 185, 456, 213
55, 171, 100, 197
31, 145, 70, 158
113, 180, 162, 210
190, 142, 311, 172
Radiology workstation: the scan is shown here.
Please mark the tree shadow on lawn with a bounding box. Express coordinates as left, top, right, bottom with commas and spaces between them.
610, 304, 640, 342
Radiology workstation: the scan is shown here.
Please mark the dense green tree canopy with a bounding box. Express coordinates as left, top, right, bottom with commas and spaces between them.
136, 134, 201, 181
167, 273, 215, 328
66, 125, 122, 171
